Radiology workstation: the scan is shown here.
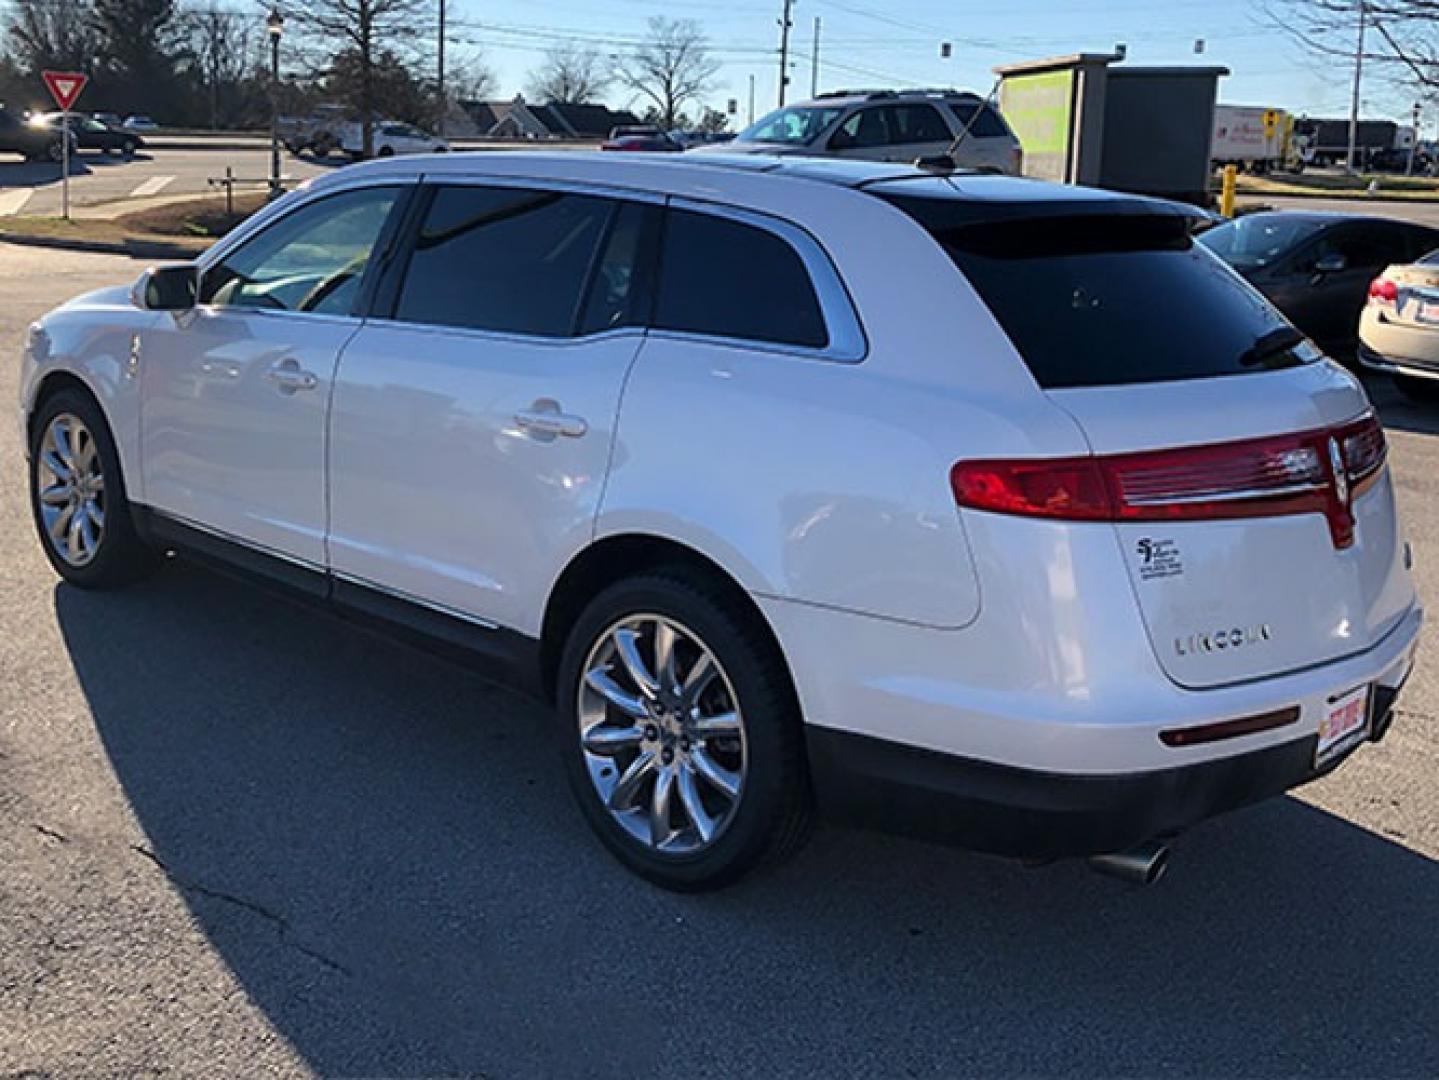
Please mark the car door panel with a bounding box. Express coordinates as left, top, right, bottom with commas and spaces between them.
327, 325, 643, 632
326, 184, 658, 634
138, 183, 407, 565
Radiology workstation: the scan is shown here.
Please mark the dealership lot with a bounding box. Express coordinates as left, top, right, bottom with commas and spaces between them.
1, 245, 1437, 1076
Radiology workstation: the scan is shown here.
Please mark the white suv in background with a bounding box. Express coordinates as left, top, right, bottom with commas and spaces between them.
19, 152, 1419, 890
710, 89, 1024, 173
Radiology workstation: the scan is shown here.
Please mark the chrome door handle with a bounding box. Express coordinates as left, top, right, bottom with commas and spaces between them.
265, 359, 319, 394
515, 404, 588, 439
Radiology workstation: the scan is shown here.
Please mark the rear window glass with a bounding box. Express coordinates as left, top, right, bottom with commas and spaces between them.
884, 195, 1308, 389
948, 103, 1009, 139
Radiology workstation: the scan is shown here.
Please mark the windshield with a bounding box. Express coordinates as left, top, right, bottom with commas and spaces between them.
739, 106, 845, 146
1199, 215, 1322, 271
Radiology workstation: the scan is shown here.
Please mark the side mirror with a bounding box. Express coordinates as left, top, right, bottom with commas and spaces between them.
134, 264, 199, 311
1313, 251, 1347, 275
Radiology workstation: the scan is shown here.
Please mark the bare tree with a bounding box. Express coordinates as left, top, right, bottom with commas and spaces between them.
528, 43, 608, 104
186, 2, 253, 128
1271, 1, 1439, 94
4, 0, 102, 74
285, 0, 431, 156
613, 17, 719, 129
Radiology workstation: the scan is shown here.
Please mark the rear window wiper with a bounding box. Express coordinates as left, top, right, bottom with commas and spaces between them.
1238, 326, 1305, 367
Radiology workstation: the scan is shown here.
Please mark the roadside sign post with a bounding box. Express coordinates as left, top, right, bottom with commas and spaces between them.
41, 71, 88, 221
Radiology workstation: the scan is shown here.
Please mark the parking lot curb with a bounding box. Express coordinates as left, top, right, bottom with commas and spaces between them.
0, 230, 206, 260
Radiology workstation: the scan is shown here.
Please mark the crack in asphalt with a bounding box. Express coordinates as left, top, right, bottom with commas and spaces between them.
129, 844, 352, 976
32, 824, 68, 844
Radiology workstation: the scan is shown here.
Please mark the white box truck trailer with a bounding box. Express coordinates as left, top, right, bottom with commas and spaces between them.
1212, 105, 1300, 174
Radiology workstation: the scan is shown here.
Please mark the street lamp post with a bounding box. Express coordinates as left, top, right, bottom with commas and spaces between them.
1409, 101, 1422, 177
267, 8, 284, 200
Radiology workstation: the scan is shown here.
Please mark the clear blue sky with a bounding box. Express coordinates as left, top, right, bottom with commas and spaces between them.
448, 0, 1419, 127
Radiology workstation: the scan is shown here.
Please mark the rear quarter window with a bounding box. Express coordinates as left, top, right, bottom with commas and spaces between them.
883, 195, 1308, 389
655, 209, 828, 350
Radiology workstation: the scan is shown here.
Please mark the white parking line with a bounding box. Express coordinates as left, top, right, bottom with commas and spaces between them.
0, 188, 34, 216
129, 175, 175, 198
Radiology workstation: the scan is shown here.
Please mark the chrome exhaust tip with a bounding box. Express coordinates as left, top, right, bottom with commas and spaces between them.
1087, 841, 1170, 886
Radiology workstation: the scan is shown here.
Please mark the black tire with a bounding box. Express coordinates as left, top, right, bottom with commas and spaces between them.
1394, 373, 1439, 402
556, 570, 811, 891
27, 388, 159, 589
121, 139, 137, 159
44, 138, 64, 164
377, 145, 395, 158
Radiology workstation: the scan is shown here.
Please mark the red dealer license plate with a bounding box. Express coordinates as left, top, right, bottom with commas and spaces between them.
1317, 684, 1370, 767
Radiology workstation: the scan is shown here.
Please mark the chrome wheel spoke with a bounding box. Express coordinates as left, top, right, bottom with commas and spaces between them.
584, 668, 647, 719
51, 419, 77, 470
681, 652, 715, 707
691, 748, 741, 800
608, 749, 657, 811
39, 484, 70, 507
582, 722, 645, 756
614, 628, 659, 698
85, 502, 104, 530
77, 513, 97, 558
650, 767, 675, 847
88, 472, 104, 493
41, 450, 71, 483
49, 502, 76, 540
67, 515, 86, 561
75, 432, 97, 471
693, 711, 740, 739
653, 620, 678, 693
676, 765, 719, 844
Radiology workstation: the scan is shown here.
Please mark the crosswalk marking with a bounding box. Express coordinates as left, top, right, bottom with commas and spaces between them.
129, 175, 175, 198
0, 188, 34, 216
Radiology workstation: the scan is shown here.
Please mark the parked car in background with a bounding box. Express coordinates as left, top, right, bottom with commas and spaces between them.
0, 106, 73, 162
279, 103, 350, 158
339, 120, 448, 159
1366, 146, 1432, 174
122, 115, 159, 132
706, 89, 1023, 173
1358, 250, 1439, 398
1199, 211, 1439, 354
34, 112, 143, 158
18, 153, 1418, 890
601, 131, 682, 152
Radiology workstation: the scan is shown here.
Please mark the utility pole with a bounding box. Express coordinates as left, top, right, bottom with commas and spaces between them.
1347, 0, 1366, 173
777, 0, 793, 107
811, 16, 821, 98
437, 0, 447, 137
748, 73, 756, 124
1409, 101, 1422, 176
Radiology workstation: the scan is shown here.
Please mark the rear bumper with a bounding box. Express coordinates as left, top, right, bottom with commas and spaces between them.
809, 681, 1404, 859
1357, 316, 1439, 377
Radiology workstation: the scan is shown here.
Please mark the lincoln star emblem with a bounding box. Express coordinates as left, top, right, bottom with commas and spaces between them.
1328, 436, 1349, 507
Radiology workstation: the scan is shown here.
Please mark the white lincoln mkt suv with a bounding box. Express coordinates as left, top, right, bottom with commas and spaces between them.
20, 153, 1421, 890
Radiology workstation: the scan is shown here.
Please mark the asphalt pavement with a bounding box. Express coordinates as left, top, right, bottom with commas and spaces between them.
0, 147, 331, 217
1, 246, 1437, 1077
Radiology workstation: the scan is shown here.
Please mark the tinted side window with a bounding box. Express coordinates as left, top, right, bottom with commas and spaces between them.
889, 104, 951, 143
654, 209, 828, 349
833, 107, 889, 149
394, 185, 614, 337
577, 201, 659, 335
948, 102, 1009, 139
201, 186, 401, 315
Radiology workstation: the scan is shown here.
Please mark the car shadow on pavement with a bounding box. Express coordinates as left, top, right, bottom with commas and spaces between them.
1361, 370, 1439, 438
54, 560, 1439, 1077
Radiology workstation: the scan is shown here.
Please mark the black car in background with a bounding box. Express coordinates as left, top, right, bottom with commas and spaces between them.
34, 112, 144, 157
0, 106, 72, 162
1200, 211, 1439, 354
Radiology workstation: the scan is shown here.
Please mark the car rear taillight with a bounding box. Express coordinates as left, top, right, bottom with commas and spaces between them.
951, 414, 1387, 550
1368, 276, 1399, 306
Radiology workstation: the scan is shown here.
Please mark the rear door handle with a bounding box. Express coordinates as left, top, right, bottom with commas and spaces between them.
515, 402, 588, 439
265, 358, 319, 394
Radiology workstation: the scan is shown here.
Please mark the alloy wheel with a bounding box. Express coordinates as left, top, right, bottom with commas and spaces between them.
577, 614, 748, 855
35, 413, 106, 567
